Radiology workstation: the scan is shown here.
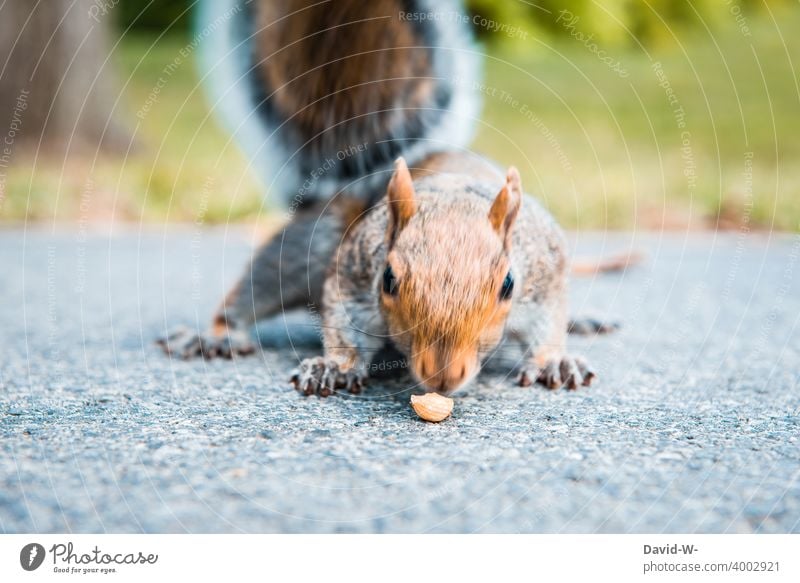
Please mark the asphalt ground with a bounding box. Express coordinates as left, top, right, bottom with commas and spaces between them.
1, 227, 798, 533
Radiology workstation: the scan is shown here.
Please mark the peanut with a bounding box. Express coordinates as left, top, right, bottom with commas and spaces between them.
410, 393, 454, 422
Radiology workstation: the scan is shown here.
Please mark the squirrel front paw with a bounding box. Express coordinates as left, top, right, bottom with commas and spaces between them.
157, 325, 256, 359
290, 356, 365, 397
518, 355, 595, 390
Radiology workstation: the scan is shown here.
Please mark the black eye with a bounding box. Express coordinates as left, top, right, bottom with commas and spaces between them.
500, 272, 514, 300
382, 265, 399, 296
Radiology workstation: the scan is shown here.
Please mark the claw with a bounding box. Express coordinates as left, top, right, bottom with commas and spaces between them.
290, 357, 366, 397
538, 361, 561, 389
517, 369, 535, 387
157, 326, 202, 359
518, 355, 595, 391
575, 356, 595, 386
346, 372, 364, 394
159, 325, 254, 360
559, 358, 582, 390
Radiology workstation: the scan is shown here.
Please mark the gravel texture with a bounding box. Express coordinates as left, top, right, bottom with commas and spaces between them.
1, 227, 798, 533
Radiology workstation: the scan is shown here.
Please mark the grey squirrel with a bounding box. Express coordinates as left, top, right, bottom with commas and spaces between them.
159, 0, 623, 395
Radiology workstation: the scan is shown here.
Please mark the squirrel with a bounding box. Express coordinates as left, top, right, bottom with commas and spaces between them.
158, 0, 625, 395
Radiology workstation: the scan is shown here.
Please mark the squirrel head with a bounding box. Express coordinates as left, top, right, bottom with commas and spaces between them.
379, 158, 522, 395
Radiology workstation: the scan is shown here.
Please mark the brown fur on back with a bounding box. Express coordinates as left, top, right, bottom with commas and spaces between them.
255, 0, 433, 165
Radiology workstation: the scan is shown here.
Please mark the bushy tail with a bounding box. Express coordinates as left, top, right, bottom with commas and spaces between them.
196, 0, 480, 207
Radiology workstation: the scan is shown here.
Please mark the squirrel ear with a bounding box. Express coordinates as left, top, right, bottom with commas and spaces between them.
488, 167, 522, 249
386, 157, 417, 244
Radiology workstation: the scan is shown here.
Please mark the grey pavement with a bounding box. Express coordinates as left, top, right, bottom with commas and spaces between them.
1, 227, 799, 533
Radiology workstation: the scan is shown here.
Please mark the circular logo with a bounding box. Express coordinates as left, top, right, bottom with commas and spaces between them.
20, 543, 46, 571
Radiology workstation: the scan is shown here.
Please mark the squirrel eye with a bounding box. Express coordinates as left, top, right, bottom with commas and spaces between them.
382, 265, 399, 296
500, 272, 514, 300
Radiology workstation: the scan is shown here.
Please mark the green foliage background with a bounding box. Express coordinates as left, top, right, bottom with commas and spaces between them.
5, 0, 796, 229
116, 0, 788, 47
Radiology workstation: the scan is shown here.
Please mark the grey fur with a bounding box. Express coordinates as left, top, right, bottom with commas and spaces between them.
164, 1, 592, 392
291, 170, 591, 395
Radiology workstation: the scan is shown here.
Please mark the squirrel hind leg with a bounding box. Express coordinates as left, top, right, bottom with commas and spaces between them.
567, 317, 620, 336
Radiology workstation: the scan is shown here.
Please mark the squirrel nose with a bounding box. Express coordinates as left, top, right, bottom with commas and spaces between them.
413, 346, 477, 394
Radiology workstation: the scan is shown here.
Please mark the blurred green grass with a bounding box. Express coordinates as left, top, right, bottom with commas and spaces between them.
480, 5, 800, 230
4, 34, 265, 225
5, 6, 799, 230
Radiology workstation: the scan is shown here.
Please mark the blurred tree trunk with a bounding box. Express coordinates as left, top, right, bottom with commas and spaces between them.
0, 0, 129, 155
